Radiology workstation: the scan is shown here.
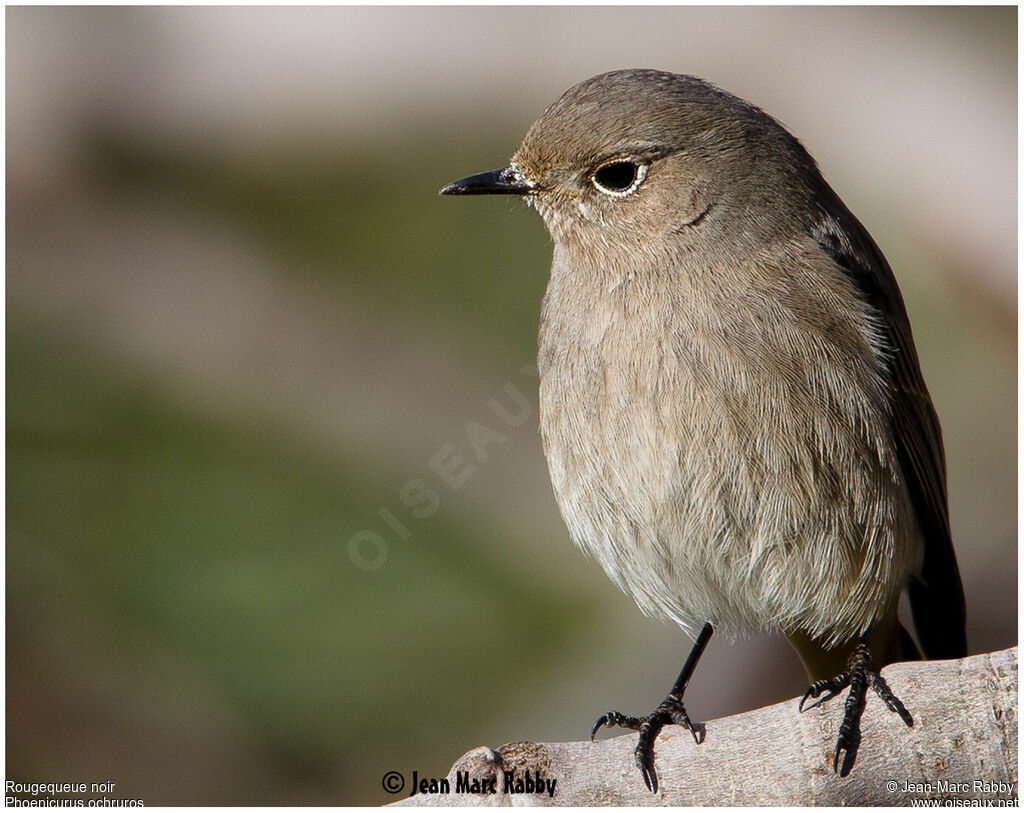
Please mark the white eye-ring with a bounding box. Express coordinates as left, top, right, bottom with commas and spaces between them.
592, 160, 648, 197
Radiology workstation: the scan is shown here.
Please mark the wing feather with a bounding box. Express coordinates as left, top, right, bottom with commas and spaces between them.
809, 188, 967, 660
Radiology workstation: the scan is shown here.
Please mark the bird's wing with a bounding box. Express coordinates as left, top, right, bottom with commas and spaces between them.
810, 191, 967, 661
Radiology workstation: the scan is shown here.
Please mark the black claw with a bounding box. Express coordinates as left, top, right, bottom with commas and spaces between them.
591, 710, 644, 741
598, 696, 701, 792
636, 711, 667, 792
834, 728, 860, 777
798, 635, 913, 777
799, 675, 847, 712
598, 707, 670, 793
639, 759, 657, 794
591, 623, 714, 793
868, 671, 914, 727
833, 665, 867, 776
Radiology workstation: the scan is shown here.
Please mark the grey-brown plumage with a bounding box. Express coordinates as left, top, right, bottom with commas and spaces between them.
441, 69, 965, 786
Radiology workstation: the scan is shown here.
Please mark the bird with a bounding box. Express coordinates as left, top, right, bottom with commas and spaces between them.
440, 69, 966, 791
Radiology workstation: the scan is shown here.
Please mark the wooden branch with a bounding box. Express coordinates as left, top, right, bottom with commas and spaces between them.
392, 647, 1017, 806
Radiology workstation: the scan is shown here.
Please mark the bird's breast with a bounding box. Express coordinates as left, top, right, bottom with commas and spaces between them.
535, 252, 915, 641
538, 275, 706, 517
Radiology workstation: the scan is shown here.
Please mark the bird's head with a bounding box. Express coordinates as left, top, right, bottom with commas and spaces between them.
441, 69, 817, 261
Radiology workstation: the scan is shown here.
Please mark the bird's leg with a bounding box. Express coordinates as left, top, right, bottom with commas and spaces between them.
591, 622, 713, 793
798, 635, 914, 776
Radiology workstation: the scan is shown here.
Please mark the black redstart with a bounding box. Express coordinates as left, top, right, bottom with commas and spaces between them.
441, 69, 966, 790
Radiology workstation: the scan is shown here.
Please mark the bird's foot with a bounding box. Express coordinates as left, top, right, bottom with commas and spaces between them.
798, 637, 913, 776
591, 693, 705, 793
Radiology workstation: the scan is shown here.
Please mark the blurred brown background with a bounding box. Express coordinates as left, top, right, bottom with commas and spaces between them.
6, 6, 1016, 806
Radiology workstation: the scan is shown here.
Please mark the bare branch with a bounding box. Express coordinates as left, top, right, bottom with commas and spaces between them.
392, 647, 1017, 806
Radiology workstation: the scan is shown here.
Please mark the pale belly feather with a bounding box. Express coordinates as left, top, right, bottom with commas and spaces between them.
537, 268, 921, 646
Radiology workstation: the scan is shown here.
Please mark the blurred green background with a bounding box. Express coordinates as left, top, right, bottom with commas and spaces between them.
6, 7, 1016, 806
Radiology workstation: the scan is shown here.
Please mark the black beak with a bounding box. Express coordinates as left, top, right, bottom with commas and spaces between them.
439, 165, 536, 196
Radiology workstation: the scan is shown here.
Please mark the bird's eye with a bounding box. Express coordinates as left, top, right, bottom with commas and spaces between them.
592, 161, 648, 197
